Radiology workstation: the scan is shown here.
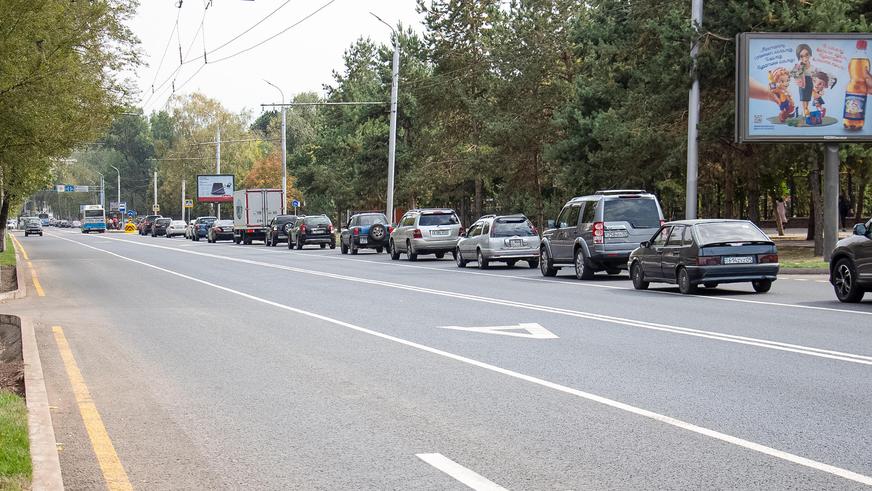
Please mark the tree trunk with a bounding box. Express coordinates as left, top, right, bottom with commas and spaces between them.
855, 179, 866, 223
0, 195, 8, 253
809, 165, 824, 256
747, 180, 760, 224
473, 177, 482, 218
533, 152, 544, 232
724, 161, 734, 219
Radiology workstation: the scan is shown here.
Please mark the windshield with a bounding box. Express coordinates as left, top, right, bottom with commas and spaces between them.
358, 214, 387, 226
26, 219, 40, 226
198, 217, 217, 224
305, 216, 331, 226
419, 213, 459, 226
694, 222, 771, 245
215, 220, 233, 227
492, 218, 536, 237
84, 210, 104, 218
156, 219, 170, 225
603, 198, 661, 228
276, 216, 295, 224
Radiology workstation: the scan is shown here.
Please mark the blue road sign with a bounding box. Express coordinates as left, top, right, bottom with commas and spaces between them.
292, 199, 300, 208
64, 185, 75, 192
127, 210, 136, 217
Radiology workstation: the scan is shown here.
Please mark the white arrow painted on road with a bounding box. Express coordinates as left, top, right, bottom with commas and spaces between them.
436, 322, 558, 339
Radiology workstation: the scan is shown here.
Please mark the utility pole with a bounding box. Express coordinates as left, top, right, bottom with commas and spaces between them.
265, 80, 287, 215
110, 165, 120, 218
216, 126, 221, 220
153, 171, 158, 213
685, 0, 702, 219
372, 12, 399, 224
181, 179, 186, 222
823, 144, 840, 260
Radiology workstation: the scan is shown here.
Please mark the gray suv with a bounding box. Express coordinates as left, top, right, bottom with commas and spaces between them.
390, 208, 462, 261
456, 214, 540, 269
540, 190, 664, 279
829, 218, 872, 302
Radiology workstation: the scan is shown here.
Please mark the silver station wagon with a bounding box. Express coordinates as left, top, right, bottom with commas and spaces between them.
390, 208, 463, 261
456, 214, 540, 269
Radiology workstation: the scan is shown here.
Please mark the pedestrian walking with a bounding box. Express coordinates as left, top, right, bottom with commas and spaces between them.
839, 194, 850, 231
774, 196, 788, 236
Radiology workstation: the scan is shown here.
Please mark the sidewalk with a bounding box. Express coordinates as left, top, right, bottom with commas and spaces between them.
760, 227, 852, 248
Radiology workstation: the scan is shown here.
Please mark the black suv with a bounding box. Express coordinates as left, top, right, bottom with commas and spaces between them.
829, 218, 872, 302
340, 212, 391, 254
288, 215, 336, 250
265, 215, 302, 247
540, 190, 664, 279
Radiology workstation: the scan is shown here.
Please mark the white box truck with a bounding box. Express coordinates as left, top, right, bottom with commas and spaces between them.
232, 188, 283, 244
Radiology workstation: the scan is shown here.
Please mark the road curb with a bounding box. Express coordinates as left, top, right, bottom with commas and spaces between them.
5, 314, 64, 490
780, 268, 828, 275
0, 254, 26, 301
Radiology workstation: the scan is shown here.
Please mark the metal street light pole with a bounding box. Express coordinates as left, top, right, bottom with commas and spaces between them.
685, 0, 703, 219
110, 165, 120, 218
265, 79, 287, 215
372, 12, 399, 224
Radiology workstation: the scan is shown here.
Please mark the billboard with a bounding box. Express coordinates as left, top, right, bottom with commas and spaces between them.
197, 174, 235, 203
736, 33, 871, 143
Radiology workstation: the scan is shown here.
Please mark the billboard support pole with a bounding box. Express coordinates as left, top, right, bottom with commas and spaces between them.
216, 127, 221, 220
685, 0, 702, 220
181, 179, 186, 222
823, 144, 840, 260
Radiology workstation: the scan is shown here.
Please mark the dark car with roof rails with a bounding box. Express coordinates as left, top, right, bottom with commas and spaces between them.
340, 212, 391, 254
628, 219, 779, 294
288, 214, 336, 250
265, 214, 303, 247
829, 217, 872, 303
539, 190, 664, 279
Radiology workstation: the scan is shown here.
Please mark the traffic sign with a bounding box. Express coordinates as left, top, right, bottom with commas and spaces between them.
74, 185, 89, 192
124, 222, 137, 233
118, 201, 127, 213
127, 210, 136, 217
56, 185, 65, 192
292, 199, 300, 208
184, 199, 194, 208
152, 204, 160, 212
64, 185, 75, 192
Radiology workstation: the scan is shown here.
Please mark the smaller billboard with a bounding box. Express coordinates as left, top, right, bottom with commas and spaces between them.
197, 174, 235, 203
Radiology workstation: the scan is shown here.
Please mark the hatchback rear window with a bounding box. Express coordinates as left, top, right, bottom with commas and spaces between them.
419, 214, 458, 226
156, 219, 171, 225
492, 218, 536, 237
602, 198, 660, 228
305, 217, 331, 226
694, 222, 770, 245
358, 214, 387, 226
216, 220, 233, 226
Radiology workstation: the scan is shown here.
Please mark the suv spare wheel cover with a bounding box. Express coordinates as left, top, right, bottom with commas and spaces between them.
370, 224, 386, 240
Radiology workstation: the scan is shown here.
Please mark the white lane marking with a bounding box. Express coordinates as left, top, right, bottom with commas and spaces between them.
55, 233, 872, 365
416, 453, 508, 491
51, 234, 872, 487
96, 232, 872, 318
437, 323, 558, 339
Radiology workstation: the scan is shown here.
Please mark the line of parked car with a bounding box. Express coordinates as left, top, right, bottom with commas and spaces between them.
134, 188, 872, 304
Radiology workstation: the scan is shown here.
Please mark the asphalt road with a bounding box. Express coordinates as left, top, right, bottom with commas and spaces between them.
6, 228, 872, 490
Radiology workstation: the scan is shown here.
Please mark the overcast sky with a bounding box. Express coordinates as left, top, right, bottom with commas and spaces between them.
129, 0, 424, 116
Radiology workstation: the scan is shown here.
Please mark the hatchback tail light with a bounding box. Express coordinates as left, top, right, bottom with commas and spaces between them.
388, 226, 394, 234
593, 221, 604, 244
413, 228, 423, 239
459, 226, 465, 237
531, 225, 538, 235
758, 254, 779, 263
353, 228, 359, 236
328, 225, 333, 233
697, 256, 721, 266
300, 224, 306, 234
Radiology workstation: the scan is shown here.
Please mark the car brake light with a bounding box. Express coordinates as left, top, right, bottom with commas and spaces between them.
758, 254, 778, 263
697, 256, 721, 266
300, 224, 306, 233
353, 228, 359, 236
388, 226, 394, 234
458, 226, 465, 237
531, 226, 538, 235
328, 225, 333, 233
593, 221, 604, 244
413, 228, 423, 239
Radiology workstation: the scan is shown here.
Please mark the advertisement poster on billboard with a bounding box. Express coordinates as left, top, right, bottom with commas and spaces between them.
736, 33, 872, 142
197, 174, 235, 203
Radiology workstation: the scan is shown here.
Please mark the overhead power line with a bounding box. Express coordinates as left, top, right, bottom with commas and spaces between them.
191, 0, 294, 62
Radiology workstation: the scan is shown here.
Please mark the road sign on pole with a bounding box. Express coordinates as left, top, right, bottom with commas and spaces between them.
56, 185, 65, 192
184, 199, 194, 208
64, 185, 75, 192
152, 204, 160, 213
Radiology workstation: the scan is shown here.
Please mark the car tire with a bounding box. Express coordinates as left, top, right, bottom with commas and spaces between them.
540, 247, 557, 277
435, 252, 445, 259
351, 242, 358, 255
703, 282, 718, 289
271, 236, 279, 247
329, 242, 335, 250
631, 262, 649, 290
320, 243, 326, 249
369, 224, 387, 243
833, 258, 864, 303
406, 240, 417, 261
264, 235, 271, 247
455, 248, 467, 268
341, 241, 348, 254
527, 259, 539, 269
287, 238, 294, 250
677, 267, 697, 294
390, 240, 400, 260
574, 248, 595, 280
376, 247, 383, 254
506, 260, 517, 268
752, 280, 772, 293
477, 249, 489, 269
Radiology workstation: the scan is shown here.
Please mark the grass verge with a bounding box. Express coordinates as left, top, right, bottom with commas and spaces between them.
778, 245, 829, 269
0, 391, 31, 490
0, 236, 15, 267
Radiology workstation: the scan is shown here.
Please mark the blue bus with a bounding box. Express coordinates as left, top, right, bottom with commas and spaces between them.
38, 212, 50, 227
81, 205, 106, 233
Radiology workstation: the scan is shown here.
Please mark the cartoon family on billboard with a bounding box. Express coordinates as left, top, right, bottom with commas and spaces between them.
765, 44, 837, 126
749, 39, 870, 132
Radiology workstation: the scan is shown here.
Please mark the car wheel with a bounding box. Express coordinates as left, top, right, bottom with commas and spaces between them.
527, 259, 539, 269
455, 248, 467, 268
376, 247, 383, 254
677, 267, 697, 294
631, 262, 649, 290
540, 247, 557, 277
341, 241, 348, 254
833, 258, 864, 302
390, 240, 400, 260
435, 252, 445, 260
506, 260, 517, 268
406, 240, 417, 261
320, 243, 326, 249
264, 235, 271, 247
351, 243, 358, 255
272, 236, 279, 247
329, 241, 335, 250
703, 282, 719, 289
287, 238, 294, 250
752, 279, 772, 293
477, 249, 489, 269
574, 248, 595, 280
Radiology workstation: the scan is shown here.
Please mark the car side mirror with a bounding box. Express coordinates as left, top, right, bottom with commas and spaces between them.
546, 219, 555, 229
854, 223, 868, 236
641, 240, 650, 248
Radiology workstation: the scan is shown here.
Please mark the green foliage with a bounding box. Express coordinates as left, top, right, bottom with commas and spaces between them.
0, 391, 31, 489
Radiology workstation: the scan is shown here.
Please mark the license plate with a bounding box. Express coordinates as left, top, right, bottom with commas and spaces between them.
313, 228, 325, 234
359, 237, 368, 244
508, 239, 524, 248
431, 230, 449, 237
723, 256, 753, 264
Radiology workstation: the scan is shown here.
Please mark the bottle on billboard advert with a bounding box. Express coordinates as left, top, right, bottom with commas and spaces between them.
843, 40, 869, 130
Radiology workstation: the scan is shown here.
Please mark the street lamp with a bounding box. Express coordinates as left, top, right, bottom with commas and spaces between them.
264, 79, 288, 215
371, 12, 399, 224
110, 165, 120, 220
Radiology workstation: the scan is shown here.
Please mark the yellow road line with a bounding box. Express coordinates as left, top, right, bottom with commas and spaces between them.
27, 261, 45, 297
52, 326, 133, 491
9, 232, 29, 260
